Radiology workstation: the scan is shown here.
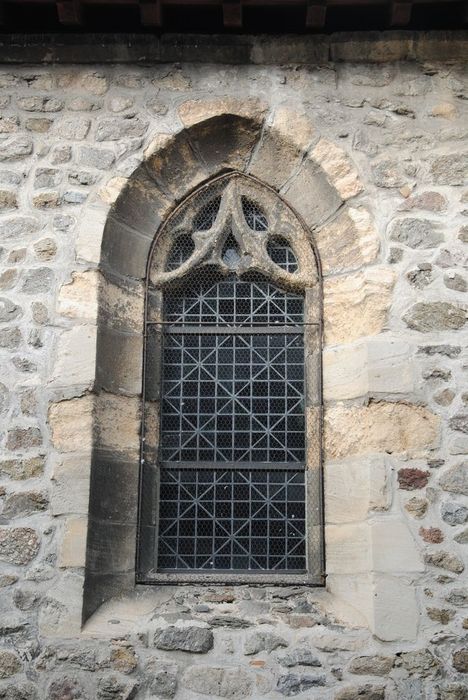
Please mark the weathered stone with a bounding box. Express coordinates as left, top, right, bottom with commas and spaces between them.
434, 389, 455, 406
419, 527, 443, 543
0, 297, 21, 323
311, 138, 362, 199
182, 666, 253, 698
454, 528, 468, 544
109, 646, 137, 675
372, 159, 406, 188
440, 463, 468, 496
0, 190, 17, 209
430, 154, 468, 186
426, 607, 455, 624
63, 191, 87, 204
450, 415, 468, 434
6, 426, 42, 450
398, 649, 442, 678
418, 345, 461, 358
34, 237, 57, 261
437, 682, 468, 700
243, 631, 288, 655
154, 624, 213, 653
96, 116, 148, 141
51, 145, 72, 164
0, 527, 39, 565
335, 685, 385, 700
441, 502, 468, 526
97, 675, 139, 700
34, 167, 61, 188
25, 117, 53, 132
80, 71, 108, 95
68, 171, 98, 186
278, 648, 321, 668
276, 673, 326, 696
390, 218, 443, 248
0, 327, 21, 349
17, 96, 63, 112
144, 662, 177, 699
403, 302, 466, 332
32, 192, 61, 208
0, 136, 33, 161
208, 616, 251, 628
446, 588, 468, 607
405, 497, 428, 518
444, 273, 467, 292
315, 207, 379, 275
55, 117, 90, 140
0, 651, 21, 678
0, 116, 18, 133
49, 395, 94, 453
0, 270, 18, 293
3, 491, 48, 518
21, 268, 54, 294
407, 265, 433, 289
399, 191, 448, 212
80, 145, 115, 170
324, 269, 395, 345
48, 677, 87, 700
325, 402, 439, 459
425, 551, 464, 574
348, 655, 394, 676
452, 649, 468, 673
68, 96, 102, 111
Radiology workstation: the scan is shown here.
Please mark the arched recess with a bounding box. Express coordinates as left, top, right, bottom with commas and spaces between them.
82, 103, 360, 622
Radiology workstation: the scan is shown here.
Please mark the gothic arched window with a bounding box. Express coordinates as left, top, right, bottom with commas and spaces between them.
138, 173, 322, 584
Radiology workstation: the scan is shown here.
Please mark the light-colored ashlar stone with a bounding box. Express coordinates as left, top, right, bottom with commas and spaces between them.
50, 325, 97, 390
311, 138, 363, 200
371, 518, 424, 573
314, 206, 379, 276
248, 106, 317, 189
325, 401, 439, 459
38, 572, 83, 638
76, 203, 109, 264
178, 97, 267, 129
325, 454, 389, 524
372, 575, 419, 642
59, 517, 87, 568
324, 337, 414, 401
57, 270, 99, 321
49, 394, 94, 453
95, 393, 140, 458
324, 268, 395, 346
51, 454, 91, 516
182, 665, 253, 699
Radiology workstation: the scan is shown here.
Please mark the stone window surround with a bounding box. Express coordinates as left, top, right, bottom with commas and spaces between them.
139, 171, 323, 585
48, 99, 439, 643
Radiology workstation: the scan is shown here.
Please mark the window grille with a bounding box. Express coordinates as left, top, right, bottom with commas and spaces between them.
138, 172, 323, 584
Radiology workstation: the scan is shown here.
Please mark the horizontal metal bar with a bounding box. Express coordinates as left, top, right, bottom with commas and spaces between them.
160, 460, 306, 470
147, 322, 319, 327
147, 324, 312, 334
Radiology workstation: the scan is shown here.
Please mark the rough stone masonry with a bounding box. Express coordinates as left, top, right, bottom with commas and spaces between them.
0, 32, 467, 700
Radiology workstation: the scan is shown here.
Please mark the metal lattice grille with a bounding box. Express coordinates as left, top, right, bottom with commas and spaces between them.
161, 332, 305, 464
165, 273, 303, 326
158, 468, 306, 572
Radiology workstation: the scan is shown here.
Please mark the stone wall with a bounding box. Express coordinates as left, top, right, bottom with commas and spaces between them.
0, 42, 467, 699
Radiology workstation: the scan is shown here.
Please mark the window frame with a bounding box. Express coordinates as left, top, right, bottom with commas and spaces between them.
136, 172, 325, 586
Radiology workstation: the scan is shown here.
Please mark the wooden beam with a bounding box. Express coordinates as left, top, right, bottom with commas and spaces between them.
56, 0, 83, 24
389, 0, 413, 25
140, 0, 162, 25
223, 0, 242, 28
306, 0, 327, 28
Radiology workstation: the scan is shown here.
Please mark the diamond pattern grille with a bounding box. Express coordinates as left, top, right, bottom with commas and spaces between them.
152, 271, 307, 574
